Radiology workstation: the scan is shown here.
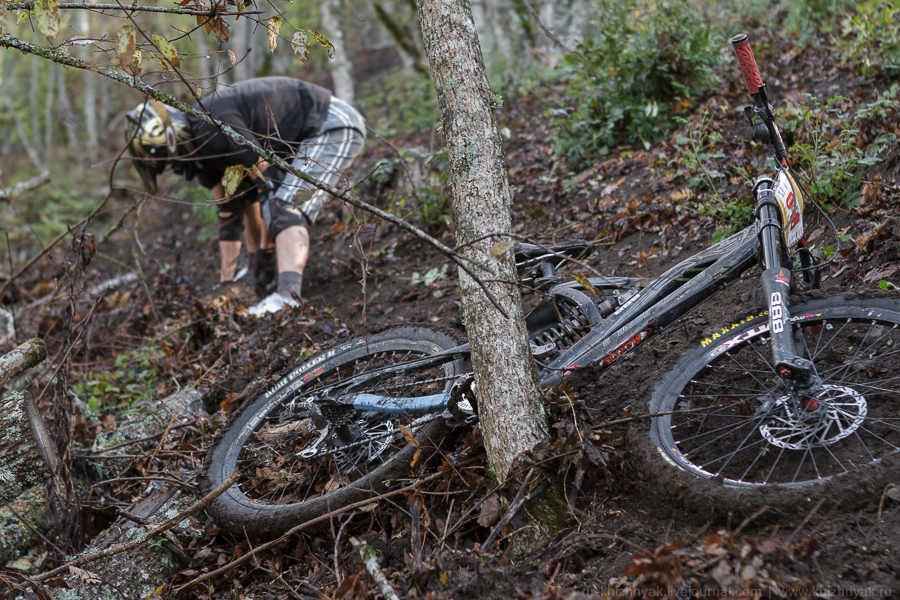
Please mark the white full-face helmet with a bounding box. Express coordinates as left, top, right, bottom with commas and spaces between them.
124, 99, 191, 193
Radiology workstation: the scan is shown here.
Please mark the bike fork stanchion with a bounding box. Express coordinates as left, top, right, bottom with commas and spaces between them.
754, 178, 812, 381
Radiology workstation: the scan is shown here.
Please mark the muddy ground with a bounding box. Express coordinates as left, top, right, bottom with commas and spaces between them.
2, 29, 899, 600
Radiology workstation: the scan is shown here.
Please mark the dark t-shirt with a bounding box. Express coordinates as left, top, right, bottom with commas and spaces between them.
179, 77, 332, 189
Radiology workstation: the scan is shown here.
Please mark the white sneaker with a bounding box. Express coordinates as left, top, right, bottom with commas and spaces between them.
248, 292, 298, 316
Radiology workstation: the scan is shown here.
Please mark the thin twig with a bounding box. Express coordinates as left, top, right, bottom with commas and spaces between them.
482, 468, 536, 552
89, 475, 199, 493
33, 472, 240, 582
733, 505, 769, 537
173, 463, 475, 593
351, 537, 401, 600
785, 498, 825, 547
333, 514, 354, 586
7, 2, 261, 16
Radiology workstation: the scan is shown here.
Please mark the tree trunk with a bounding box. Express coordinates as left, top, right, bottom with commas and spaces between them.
322, 0, 355, 104
0, 485, 48, 566
0, 339, 55, 505
372, 0, 426, 73
416, 0, 547, 483
79, 9, 98, 159
54, 485, 199, 600
29, 57, 39, 151
43, 63, 55, 155
56, 66, 79, 149
232, 17, 250, 81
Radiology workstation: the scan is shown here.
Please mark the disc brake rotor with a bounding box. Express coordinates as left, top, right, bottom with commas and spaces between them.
759, 385, 868, 450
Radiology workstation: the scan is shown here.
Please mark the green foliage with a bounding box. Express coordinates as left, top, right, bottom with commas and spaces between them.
360, 68, 440, 136
550, 0, 721, 166
0, 174, 98, 249
670, 114, 726, 199
776, 0, 852, 37
72, 346, 164, 416
667, 112, 754, 241
372, 148, 453, 229
487, 51, 557, 99
835, 0, 900, 77
779, 88, 898, 207
408, 264, 449, 286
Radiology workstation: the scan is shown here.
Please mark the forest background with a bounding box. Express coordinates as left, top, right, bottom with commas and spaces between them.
0, 0, 898, 598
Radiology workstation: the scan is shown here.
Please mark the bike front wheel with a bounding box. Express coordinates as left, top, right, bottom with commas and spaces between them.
207, 327, 464, 536
649, 296, 900, 488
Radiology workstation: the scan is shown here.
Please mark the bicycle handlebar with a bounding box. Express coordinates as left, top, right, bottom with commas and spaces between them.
730, 33, 763, 97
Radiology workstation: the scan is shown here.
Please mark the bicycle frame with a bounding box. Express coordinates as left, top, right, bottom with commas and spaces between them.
323, 33, 818, 415
320, 218, 765, 412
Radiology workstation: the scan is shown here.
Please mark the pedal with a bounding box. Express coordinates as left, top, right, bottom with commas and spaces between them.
447, 375, 478, 424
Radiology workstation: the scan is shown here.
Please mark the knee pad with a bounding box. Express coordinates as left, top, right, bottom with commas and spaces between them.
217, 210, 243, 242
264, 197, 310, 238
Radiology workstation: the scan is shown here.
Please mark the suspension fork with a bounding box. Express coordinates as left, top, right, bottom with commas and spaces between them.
755, 178, 813, 382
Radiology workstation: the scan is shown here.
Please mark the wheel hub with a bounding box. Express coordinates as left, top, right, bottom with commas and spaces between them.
759, 384, 867, 450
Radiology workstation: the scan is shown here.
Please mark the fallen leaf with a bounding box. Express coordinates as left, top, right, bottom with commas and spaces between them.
477, 494, 502, 527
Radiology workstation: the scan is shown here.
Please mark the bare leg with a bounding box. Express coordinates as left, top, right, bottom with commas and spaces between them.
242, 205, 263, 253
219, 240, 242, 282
274, 219, 310, 275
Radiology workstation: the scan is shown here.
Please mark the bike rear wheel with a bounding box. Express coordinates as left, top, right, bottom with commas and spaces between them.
650, 296, 900, 488
207, 327, 464, 536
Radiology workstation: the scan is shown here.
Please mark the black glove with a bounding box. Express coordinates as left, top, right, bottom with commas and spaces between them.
250, 247, 277, 296
256, 165, 285, 196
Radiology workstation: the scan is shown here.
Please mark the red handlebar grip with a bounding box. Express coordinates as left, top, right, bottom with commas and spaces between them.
730, 33, 763, 96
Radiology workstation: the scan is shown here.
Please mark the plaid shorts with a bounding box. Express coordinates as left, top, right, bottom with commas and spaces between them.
272, 97, 366, 224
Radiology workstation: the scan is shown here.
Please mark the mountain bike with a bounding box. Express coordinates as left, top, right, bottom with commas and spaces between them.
207, 34, 900, 536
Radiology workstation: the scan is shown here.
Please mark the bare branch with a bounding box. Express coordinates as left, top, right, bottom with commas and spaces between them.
0, 338, 46, 386
6, 2, 261, 16
0, 171, 50, 202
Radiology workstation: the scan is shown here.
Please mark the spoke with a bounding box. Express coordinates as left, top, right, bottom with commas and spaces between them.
852, 429, 877, 462
677, 391, 768, 402
745, 338, 777, 376
821, 442, 848, 475
762, 445, 788, 484
855, 424, 900, 452
831, 320, 882, 383
819, 356, 900, 387
713, 416, 768, 476
674, 413, 759, 449
738, 437, 769, 482
791, 445, 813, 483
807, 317, 852, 364
720, 342, 773, 390
682, 380, 771, 395
697, 434, 770, 472
808, 444, 823, 480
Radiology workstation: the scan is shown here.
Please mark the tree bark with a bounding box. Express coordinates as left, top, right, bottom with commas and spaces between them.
53, 485, 200, 599
0, 390, 56, 505
0, 337, 47, 387
416, 0, 547, 483
0, 339, 55, 506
